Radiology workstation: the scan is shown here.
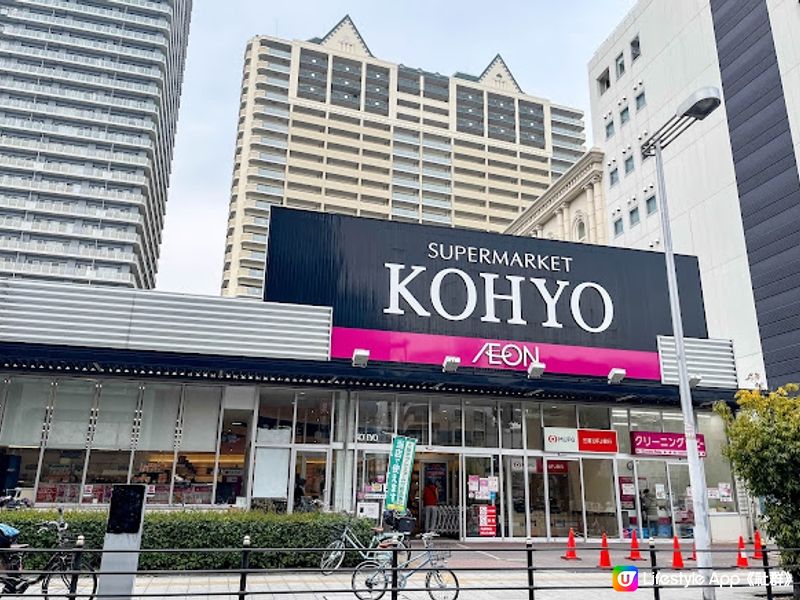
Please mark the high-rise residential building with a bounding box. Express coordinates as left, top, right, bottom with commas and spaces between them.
222, 16, 585, 298
589, 0, 800, 387
0, 0, 192, 288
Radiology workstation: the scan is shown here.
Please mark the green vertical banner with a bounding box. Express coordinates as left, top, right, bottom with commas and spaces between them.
384, 435, 417, 512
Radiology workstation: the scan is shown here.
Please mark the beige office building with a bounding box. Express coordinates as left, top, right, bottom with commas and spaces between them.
505, 149, 606, 244
222, 16, 585, 298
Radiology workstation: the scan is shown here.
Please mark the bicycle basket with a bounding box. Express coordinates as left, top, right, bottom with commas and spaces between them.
395, 516, 416, 534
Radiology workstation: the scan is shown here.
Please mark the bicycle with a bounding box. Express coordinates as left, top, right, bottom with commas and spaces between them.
0, 508, 98, 599
351, 531, 459, 600
320, 514, 410, 575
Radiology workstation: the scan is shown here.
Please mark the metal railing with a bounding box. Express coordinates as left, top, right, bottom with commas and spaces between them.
0, 537, 796, 599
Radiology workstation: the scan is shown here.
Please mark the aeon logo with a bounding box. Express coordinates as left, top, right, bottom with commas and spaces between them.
472, 341, 540, 368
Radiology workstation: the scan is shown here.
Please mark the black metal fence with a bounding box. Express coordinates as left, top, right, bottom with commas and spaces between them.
1, 537, 796, 599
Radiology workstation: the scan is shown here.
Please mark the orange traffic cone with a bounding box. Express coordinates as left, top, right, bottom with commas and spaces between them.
672, 536, 685, 569
736, 535, 750, 568
626, 529, 645, 561
752, 530, 764, 560
561, 527, 581, 560
598, 532, 612, 569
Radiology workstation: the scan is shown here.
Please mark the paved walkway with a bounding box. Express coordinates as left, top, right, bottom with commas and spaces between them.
6, 542, 791, 599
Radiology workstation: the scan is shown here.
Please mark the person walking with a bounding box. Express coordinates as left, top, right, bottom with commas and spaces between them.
423, 480, 439, 532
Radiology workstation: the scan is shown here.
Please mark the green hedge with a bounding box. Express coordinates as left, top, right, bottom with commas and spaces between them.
1, 510, 374, 570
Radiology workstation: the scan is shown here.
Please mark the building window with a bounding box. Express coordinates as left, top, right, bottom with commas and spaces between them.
615, 53, 625, 78
631, 36, 641, 62
609, 167, 619, 186
636, 91, 646, 111
575, 219, 587, 241
620, 106, 630, 124
625, 155, 635, 174
614, 218, 624, 237
629, 206, 640, 226
646, 195, 657, 215
605, 120, 615, 139
597, 68, 611, 94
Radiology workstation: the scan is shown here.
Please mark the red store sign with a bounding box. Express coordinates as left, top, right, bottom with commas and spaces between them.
631, 431, 706, 457
543, 427, 619, 453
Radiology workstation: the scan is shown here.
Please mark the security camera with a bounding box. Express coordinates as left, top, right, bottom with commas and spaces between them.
442, 356, 460, 373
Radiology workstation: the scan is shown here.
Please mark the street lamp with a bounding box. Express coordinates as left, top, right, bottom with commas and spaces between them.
641, 87, 721, 600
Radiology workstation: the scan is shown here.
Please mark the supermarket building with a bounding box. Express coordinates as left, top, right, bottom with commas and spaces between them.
0, 209, 747, 542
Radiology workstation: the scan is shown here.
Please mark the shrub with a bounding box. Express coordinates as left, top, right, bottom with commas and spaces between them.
0, 509, 373, 570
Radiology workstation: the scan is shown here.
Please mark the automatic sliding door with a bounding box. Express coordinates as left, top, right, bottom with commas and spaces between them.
582, 458, 619, 538
464, 455, 500, 538
547, 458, 583, 538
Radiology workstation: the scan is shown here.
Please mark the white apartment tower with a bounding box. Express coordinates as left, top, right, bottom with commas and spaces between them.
0, 0, 192, 288
589, 0, 800, 387
223, 16, 585, 298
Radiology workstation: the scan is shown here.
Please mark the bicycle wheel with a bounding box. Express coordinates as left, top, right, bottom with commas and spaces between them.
426, 568, 459, 600
320, 539, 346, 575
42, 565, 98, 600
351, 560, 388, 600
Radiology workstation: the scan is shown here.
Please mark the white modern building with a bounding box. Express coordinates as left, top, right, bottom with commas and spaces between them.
589, 0, 800, 388
0, 0, 192, 288
223, 16, 586, 298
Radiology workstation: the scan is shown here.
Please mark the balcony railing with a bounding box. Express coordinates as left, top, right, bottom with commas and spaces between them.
0, 40, 162, 79
0, 135, 148, 167
0, 258, 134, 283
0, 116, 152, 148
0, 237, 136, 263
2, 24, 164, 62
0, 77, 157, 112
0, 196, 142, 224
0, 97, 155, 131
0, 154, 147, 185
23, 0, 170, 30
0, 175, 146, 205
0, 216, 138, 242
7, 8, 168, 46
0, 59, 159, 95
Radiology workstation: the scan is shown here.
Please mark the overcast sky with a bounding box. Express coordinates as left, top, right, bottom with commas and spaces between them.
155, 0, 636, 295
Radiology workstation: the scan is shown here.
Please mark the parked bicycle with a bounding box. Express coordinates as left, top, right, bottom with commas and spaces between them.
351, 531, 458, 600
0, 507, 98, 599
0, 488, 32, 511
320, 512, 412, 575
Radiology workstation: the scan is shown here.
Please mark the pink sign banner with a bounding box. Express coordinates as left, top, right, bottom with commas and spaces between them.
330, 326, 661, 380
631, 431, 706, 457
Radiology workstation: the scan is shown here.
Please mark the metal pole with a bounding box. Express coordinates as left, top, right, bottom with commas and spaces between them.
653, 140, 715, 600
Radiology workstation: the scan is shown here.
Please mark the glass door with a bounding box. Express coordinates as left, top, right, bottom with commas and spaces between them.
528, 458, 547, 537
546, 458, 583, 538
464, 455, 501, 538
667, 463, 693, 539
582, 458, 619, 538
291, 449, 329, 512
503, 456, 527, 538
634, 460, 673, 539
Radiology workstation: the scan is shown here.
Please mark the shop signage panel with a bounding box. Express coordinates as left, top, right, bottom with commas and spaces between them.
265, 208, 707, 379
544, 427, 619, 453
384, 435, 417, 512
630, 431, 707, 457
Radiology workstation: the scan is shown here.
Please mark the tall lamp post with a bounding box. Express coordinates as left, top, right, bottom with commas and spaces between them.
641, 87, 722, 600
